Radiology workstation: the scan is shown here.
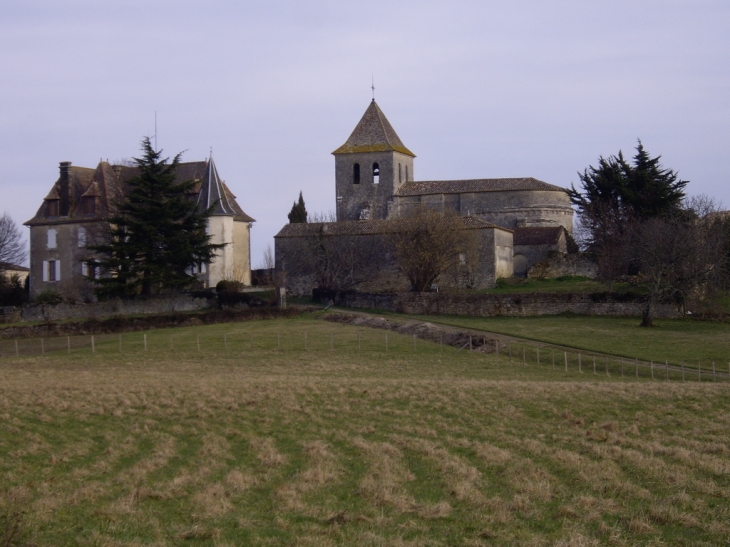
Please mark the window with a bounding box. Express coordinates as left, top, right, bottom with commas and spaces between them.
82, 196, 96, 216
399, 164, 402, 183
353, 163, 360, 184
47, 229, 57, 249
405, 166, 409, 181
45, 200, 59, 217
78, 227, 86, 247
372, 163, 380, 184
44, 260, 60, 282
82, 262, 97, 279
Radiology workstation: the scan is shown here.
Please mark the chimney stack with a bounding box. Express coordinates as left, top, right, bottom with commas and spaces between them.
59, 161, 71, 217
112, 165, 122, 179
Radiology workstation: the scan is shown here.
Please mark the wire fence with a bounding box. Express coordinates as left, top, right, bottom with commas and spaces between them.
0, 330, 728, 382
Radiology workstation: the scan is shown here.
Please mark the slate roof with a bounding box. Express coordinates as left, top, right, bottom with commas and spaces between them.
275, 216, 508, 238
513, 227, 565, 246
332, 100, 415, 157
195, 157, 255, 221
395, 177, 567, 196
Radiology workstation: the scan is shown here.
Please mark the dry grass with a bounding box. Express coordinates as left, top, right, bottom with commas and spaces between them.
0, 316, 728, 546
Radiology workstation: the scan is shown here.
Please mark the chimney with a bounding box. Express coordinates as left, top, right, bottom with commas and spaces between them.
59, 161, 71, 217
112, 165, 122, 179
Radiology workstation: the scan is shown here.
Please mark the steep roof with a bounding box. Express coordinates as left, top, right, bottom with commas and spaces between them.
395, 177, 567, 196
275, 216, 508, 238
513, 227, 565, 246
332, 100, 415, 157
26, 159, 254, 226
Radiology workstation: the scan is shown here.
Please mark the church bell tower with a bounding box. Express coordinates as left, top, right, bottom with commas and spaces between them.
332, 100, 415, 221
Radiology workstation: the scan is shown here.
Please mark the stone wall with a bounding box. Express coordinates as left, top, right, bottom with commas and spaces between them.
316, 290, 681, 319
14, 295, 213, 323
527, 253, 599, 279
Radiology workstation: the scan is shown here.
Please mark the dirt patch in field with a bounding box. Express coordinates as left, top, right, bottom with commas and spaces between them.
322, 312, 505, 353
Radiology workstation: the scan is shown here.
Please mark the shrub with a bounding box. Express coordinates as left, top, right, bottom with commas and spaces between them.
216, 280, 243, 293
35, 289, 63, 305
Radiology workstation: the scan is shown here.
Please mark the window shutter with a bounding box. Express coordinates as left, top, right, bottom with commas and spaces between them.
55, 261, 61, 281
42, 261, 49, 282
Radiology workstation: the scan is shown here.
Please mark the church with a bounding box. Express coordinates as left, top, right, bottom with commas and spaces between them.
276, 100, 574, 294
25, 157, 254, 298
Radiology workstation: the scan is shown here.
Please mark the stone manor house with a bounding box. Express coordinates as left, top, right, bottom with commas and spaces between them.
25, 157, 254, 298
276, 100, 574, 293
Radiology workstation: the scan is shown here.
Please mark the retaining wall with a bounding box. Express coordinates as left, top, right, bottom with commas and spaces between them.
315, 290, 681, 319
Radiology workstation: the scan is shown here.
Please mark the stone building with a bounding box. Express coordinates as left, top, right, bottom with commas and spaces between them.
276, 99, 577, 294
24, 157, 254, 298
276, 216, 513, 295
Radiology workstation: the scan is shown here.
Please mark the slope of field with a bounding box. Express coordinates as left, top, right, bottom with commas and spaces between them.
0, 316, 728, 546
404, 314, 730, 367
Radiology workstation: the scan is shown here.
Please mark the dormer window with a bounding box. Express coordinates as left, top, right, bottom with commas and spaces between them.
82, 196, 96, 216
373, 163, 380, 184
45, 199, 59, 218
353, 163, 360, 184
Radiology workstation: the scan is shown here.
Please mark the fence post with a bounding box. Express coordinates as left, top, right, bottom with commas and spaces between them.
564, 351, 568, 372
413, 334, 416, 352
495, 342, 498, 360
144, 334, 147, 352
470, 336, 473, 352
41, 338, 44, 356
91, 335, 95, 354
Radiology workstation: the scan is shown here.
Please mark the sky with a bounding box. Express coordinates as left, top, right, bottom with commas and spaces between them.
1, 0, 728, 267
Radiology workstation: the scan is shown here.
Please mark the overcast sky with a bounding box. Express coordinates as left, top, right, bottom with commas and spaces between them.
2, 0, 728, 266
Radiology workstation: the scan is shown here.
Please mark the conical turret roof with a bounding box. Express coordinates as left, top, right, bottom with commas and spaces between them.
333, 100, 415, 157
196, 156, 235, 216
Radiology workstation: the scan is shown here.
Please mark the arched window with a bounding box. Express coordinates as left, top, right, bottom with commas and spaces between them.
353, 163, 360, 184
372, 163, 380, 184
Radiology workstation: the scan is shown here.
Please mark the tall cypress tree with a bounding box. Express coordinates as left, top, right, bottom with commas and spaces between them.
88, 138, 223, 297
287, 191, 308, 223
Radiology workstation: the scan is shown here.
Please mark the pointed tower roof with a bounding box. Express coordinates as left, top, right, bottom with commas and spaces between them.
333, 100, 415, 157
196, 156, 235, 216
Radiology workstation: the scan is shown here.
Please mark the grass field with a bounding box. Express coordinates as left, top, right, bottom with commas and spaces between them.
402, 314, 730, 368
1, 315, 729, 546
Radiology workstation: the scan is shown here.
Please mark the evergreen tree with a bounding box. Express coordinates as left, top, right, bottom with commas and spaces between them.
287, 191, 308, 223
88, 138, 223, 297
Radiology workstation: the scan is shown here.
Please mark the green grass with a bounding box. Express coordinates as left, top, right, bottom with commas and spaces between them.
0, 315, 729, 546
480, 276, 635, 295
398, 313, 730, 368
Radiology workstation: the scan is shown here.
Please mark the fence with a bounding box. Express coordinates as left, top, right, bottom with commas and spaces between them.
0, 330, 727, 382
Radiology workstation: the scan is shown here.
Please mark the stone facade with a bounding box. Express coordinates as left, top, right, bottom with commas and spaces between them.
25, 157, 254, 298
275, 217, 513, 296
316, 290, 681, 319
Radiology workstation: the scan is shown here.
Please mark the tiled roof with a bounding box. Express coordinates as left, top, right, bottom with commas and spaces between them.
275, 216, 508, 238
332, 100, 415, 157
26, 159, 254, 225
513, 227, 564, 246
0, 262, 29, 272
395, 178, 567, 196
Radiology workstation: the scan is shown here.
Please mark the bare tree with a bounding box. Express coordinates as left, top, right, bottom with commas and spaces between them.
0, 212, 26, 271
625, 197, 728, 326
392, 207, 478, 292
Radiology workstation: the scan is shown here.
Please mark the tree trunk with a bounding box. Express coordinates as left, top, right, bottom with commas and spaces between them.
641, 297, 654, 327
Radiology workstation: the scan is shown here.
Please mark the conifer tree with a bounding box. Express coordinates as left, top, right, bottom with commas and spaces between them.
287, 191, 308, 223
88, 138, 223, 297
